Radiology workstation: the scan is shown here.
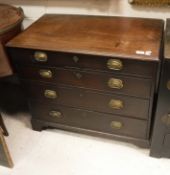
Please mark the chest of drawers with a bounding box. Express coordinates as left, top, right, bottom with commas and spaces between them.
150, 19, 170, 158
6, 15, 163, 147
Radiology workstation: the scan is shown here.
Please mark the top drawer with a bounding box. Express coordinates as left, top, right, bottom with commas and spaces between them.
8, 48, 157, 78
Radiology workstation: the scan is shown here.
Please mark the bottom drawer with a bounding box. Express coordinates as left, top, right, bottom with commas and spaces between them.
30, 102, 148, 139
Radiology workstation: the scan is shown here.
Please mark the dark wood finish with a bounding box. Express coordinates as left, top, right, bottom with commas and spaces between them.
18, 66, 152, 98
7, 15, 163, 61
7, 15, 163, 147
30, 102, 148, 139
25, 81, 150, 120
31, 118, 150, 148
150, 19, 170, 158
9, 48, 156, 78
150, 61, 170, 158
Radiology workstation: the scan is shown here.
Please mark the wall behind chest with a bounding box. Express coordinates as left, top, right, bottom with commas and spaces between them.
0, 0, 170, 27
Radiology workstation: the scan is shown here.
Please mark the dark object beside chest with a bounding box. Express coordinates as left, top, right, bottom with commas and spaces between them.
150, 19, 170, 158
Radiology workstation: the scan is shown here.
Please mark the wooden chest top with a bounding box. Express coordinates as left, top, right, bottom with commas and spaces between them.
7, 14, 163, 61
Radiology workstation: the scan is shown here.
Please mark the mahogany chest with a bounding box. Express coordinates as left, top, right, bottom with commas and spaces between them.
6, 15, 164, 147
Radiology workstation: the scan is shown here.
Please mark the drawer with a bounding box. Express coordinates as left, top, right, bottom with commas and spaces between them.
30, 102, 148, 139
18, 66, 152, 98
8, 48, 156, 78
24, 81, 150, 119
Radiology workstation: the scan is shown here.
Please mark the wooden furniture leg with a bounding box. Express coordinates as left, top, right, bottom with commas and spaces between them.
0, 113, 8, 136
0, 127, 13, 168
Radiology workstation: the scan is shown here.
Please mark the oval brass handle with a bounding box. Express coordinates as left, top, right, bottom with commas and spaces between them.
34, 51, 48, 62
110, 121, 123, 130
108, 78, 123, 89
39, 69, 52, 78
107, 59, 123, 70
109, 99, 124, 110
44, 90, 57, 99
49, 111, 62, 118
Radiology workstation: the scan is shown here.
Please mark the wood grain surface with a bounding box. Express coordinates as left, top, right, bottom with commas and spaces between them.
0, 4, 23, 35
7, 14, 164, 61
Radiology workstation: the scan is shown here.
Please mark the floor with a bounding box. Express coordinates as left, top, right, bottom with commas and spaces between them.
1, 113, 170, 175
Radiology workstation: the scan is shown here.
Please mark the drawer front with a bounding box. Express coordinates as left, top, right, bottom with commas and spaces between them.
18, 66, 152, 98
24, 81, 150, 119
30, 102, 147, 139
8, 48, 156, 78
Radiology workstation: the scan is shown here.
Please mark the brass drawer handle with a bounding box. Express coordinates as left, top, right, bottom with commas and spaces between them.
107, 59, 123, 70
73, 55, 79, 63
34, 51, 48, 62
39, 69, 52, 78
110, 121, 123, 130
44, 90, 57, 99
109, 99, 124, 110
108, 78, 123, 89
49, 111, 62, 118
